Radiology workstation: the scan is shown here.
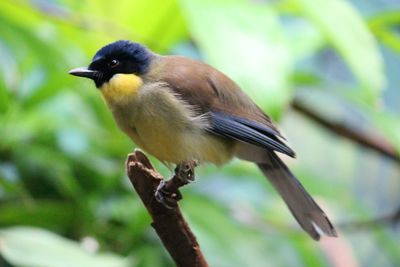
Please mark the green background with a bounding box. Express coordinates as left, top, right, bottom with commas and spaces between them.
1, 0, 400, 266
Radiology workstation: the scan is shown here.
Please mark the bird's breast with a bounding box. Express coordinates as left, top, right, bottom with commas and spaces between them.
105, 81, 236, 165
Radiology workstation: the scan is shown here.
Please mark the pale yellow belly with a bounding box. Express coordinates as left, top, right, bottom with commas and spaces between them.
108, 82, 236, 165
133, 115, 234, 165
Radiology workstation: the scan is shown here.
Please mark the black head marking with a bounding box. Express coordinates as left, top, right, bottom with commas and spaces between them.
88, 40, 153, 87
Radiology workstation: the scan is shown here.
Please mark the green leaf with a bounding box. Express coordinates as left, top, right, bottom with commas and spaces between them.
294, 0, 385, 103
0, 227, 130, 267
368, 10, 400, 53
74, 0, 188, 52
0, 201, 74, 231
181, 0, 292, 119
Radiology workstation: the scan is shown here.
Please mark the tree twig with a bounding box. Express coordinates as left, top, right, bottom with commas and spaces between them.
126, 150, 208, 267
291, 99, 400, 163
338, 206, 400, 231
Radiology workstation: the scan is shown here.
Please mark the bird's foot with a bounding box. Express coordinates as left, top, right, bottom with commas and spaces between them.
175, 160, 198, 183
155, 180, 182, 209
154, 160, 198, 209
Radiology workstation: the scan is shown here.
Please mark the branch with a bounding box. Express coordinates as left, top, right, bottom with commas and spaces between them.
338, 206, 400, 230
291, 99, 400, 163
126, 150, 208, 267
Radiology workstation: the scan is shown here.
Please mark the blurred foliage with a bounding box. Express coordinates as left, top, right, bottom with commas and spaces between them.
0, 0, 400, 266
0, 227, 129, 267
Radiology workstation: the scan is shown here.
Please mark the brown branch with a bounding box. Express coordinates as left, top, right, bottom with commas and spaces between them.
291, 99, 400, 163
126, 150, 208, 267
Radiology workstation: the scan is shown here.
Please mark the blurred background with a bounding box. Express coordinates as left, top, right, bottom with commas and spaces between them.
0, 0, 400, 266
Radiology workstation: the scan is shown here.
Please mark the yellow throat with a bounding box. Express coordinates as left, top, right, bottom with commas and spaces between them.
100, 73, 143, 105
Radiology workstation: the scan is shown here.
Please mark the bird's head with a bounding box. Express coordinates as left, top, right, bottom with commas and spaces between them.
69, 40, 153, 88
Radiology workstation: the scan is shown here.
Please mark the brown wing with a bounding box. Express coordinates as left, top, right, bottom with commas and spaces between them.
150, 55, 281, 135
146, 55, 294, 156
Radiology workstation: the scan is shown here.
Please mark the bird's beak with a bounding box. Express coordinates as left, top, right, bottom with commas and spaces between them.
69, 67, 98, 80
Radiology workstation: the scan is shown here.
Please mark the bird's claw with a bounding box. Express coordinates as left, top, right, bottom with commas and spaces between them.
155, 180, 182, 209
154, 160, 198, 209
175, 160, 198, 183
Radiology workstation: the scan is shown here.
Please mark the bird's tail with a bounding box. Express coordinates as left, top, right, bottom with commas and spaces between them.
258, 152, 337, 240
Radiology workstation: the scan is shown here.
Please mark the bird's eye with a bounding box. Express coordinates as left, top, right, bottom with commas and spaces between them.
109, 59, 119, 68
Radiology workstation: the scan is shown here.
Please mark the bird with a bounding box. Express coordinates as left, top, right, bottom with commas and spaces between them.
69, 40, 337, 240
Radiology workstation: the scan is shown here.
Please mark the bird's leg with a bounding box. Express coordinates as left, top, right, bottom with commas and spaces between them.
155, 160, 198, 209
175, 160, 198, 183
